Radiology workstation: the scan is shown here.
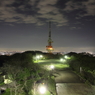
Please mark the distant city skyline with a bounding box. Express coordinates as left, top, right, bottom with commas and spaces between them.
0, 0, 95, 53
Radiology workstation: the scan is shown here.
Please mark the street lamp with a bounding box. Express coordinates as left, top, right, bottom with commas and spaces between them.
39, 86, 46, 94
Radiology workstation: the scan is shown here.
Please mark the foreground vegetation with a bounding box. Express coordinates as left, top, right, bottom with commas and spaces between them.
64, 52, 95, 85
0, 50, 95, 94
0, 51, 60, 95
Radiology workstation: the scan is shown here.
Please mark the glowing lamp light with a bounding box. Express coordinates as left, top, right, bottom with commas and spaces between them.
40, 55, 43, 58
39, 86, 46, 94
60, 58, 63, 61
64, 55, 68, 59
64, 55, 69, 59
60, 58, 66, 62
36, 56, 40, 59
50, 65, 54, 69
64, 55, 70, 59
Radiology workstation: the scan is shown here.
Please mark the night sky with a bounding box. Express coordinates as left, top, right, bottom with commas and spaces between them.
0, 0, 95, 53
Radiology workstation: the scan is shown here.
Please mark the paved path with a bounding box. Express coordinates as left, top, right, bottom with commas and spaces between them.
56, 83, 95, 95
54, 68, 83, 83
39, 59, 95, 95
54, 68, 95, 95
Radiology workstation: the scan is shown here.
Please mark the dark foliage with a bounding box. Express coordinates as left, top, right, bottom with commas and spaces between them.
66, 52, 95, 85
0, 55, 9, 67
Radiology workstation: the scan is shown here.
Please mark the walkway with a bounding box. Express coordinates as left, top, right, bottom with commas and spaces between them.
54, 68, 95, 95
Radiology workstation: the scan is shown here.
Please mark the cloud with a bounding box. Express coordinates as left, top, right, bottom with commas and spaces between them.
64, 0, 95, 17
70, 27, 76, 30
64, 1, 83, 11
0, 0, 39, 24
37, 0, 68, 26
28, 0, 37, 6
38, 0, 57, 6
0, 0, 68, 26
82, 0, 95, 16
1, 0, 94, 26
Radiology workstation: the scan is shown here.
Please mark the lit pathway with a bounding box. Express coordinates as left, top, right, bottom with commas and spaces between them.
56, 83, 95, 95
54, 68, 95, 95
39, 59, 95, 95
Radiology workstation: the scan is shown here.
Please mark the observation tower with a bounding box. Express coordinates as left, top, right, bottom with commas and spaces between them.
46, 21, 54, 53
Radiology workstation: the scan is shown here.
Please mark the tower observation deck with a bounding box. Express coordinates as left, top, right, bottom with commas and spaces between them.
46, 21, 54, 53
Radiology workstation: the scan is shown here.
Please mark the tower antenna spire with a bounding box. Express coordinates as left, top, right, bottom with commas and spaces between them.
46, 21, 54, 53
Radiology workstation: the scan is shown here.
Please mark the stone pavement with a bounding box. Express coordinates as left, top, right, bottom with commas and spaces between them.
54, 68, 95, 95
56, 83, 95, 95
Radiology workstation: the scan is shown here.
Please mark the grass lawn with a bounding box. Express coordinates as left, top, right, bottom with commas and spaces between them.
36, 60, 69, 95
53, 64, 69, 69
39, 62, 69, 70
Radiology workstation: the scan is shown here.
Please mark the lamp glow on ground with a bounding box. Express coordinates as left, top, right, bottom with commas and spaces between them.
39, 86, 46, 94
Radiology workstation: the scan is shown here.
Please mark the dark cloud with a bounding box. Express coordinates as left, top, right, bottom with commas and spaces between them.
64, 0, 95, 17
0, 0, 40, 24
0, 0, 68, 26
0, 0, 95, 26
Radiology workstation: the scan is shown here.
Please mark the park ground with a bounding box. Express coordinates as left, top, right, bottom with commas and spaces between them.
38, 59, 95, 95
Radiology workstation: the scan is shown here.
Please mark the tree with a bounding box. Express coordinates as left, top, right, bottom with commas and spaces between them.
1, 60, 50, 95
0, 51, 55, 95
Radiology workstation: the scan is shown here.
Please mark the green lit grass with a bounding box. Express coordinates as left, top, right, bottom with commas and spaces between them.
39, 63, 69, 70
36, 91, 51, 95
53, 64, 69, 69
34, 60, 43, 63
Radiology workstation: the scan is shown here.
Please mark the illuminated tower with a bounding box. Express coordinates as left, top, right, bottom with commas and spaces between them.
46, 21, 54, 53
